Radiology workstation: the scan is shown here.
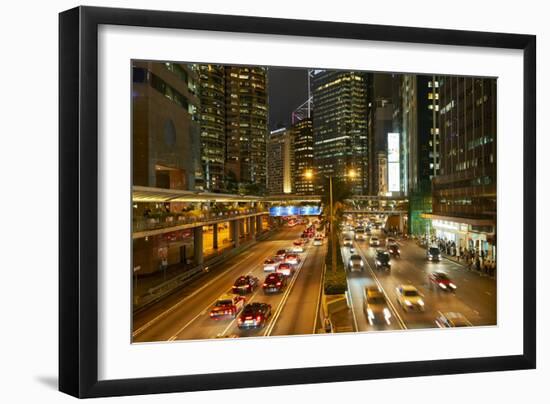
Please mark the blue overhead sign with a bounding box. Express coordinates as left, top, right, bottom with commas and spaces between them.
269, 206, 322, 216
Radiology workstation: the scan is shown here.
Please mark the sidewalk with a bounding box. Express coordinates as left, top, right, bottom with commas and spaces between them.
409, 239, 496, 280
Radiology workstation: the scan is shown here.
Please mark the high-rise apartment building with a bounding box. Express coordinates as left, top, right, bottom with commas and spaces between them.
424, 76, 497, 259
196, 64, 226, 191
312, 70, 368, 194
132, 61, 201, 190
225, 66, 268, 194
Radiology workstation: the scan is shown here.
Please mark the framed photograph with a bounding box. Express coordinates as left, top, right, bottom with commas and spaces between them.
59, 6, 536, 398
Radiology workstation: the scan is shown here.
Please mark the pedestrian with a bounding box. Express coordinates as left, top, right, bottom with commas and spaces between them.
475, 257, 481, 272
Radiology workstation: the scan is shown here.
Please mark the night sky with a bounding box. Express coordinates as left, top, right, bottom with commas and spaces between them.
268, 67, 309, 131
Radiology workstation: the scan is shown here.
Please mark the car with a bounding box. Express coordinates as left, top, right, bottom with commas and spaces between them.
313, 237, 323, 246
232, 275, 260, 295
395, 285, 425, 311
276, 262, 294, 277
387, 244, 400, 257
427, 246, 442, 261
343, 237, 353, 247
363, 287, 392, 325
237, 303, 272, 329
374, 250, 391, 270
348, 254, 364, 271
209, 294, 245, 319
354, 227, 367, 241
275, 249, 288, 258
369, 236, 381, 247
289, 244, 305, 253
435, 311, 472, 328
428, 271, 457, 292
284, 253, 300, 265
293, 239, 304, 246
263, 273, 287, 293
263, 257, 282, 272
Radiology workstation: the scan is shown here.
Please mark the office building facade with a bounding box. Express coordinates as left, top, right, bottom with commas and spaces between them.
312, 70, 368, 194
196, 64, 226, 191
424, 76, 497, 259
267, 128, 294, 195
132, 61, 201, 190
225, 66, 268, 194
292, 117, 315, 194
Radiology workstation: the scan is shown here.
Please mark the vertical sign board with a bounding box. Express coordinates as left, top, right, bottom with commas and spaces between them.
388, 132, 400, 192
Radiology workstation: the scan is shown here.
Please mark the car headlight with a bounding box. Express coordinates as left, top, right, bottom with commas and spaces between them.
427, 253, 432, 257
439, 283, 447, 289
383, 308, 391, 318
404, 300, 412, 306
360, 261, 364, 266
438, 255, 442, 259
375, 260, 381, 265
449, 283, 456, 289
418, 299, 424, 306
367, 308, 374, 319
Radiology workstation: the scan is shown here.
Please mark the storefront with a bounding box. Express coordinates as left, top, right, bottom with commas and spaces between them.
423, 214, 496, 261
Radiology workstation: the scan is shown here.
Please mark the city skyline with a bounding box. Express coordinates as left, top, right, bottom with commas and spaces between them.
131, 60, 497, 342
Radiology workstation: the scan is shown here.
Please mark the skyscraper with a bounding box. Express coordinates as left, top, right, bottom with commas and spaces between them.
400, 75, 440, 235
425, 76, 497, 259
367, 74, 395, 196
292, 117, 314, 194
225, 66, 268, 194
196, 64, 226, 192
312, 70, 368, 194
267, 128, 294, 195
132, 61, 201, 190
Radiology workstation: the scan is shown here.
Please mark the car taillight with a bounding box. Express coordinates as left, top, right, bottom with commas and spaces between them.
263, 283, 267, 287
276, 282, 281, 286
238, 318, 243, 323
256, 316, 262, 322
246, 284, 250, 288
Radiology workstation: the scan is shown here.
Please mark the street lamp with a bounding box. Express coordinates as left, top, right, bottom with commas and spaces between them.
304, 168, 356, 273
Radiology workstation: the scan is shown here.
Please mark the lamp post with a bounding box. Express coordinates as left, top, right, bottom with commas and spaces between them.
304, 168, 356, 273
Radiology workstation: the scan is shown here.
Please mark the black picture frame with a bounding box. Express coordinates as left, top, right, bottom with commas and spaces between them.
59, 5, 536, 398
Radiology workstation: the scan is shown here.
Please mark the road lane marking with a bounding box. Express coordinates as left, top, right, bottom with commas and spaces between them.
133, 252, 256, 338
485, 291, 492, 296
354, 241, 407, 330
312, 245, 327, 334
263, 245, 312, 336
347, 274, 360, 332
168, 226, 308, 341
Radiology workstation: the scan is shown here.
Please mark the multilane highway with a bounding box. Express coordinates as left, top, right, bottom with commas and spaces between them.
345, 229, 497, 331
132, 224, 325, 342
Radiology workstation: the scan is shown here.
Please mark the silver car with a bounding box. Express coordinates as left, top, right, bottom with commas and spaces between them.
348, 254, 364, 271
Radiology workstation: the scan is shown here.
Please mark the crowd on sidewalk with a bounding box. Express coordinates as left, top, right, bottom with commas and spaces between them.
418, 235, 496, 278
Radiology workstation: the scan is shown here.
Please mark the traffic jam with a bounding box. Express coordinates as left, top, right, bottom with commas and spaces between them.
208, 221, 324, 335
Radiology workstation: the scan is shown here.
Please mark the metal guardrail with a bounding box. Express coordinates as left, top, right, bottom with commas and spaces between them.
133, 226, 278, 313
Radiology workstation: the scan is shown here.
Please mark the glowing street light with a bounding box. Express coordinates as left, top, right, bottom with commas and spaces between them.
304, 168, 357, 272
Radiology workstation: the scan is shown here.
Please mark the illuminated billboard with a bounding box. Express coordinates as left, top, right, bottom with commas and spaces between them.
388, 132, 400, 163
269, 206, 322, 216
388, 132, 400, 192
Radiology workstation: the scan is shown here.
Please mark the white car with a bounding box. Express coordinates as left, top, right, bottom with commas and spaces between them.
289, 244, 305, 253
343, 238, 353, 248
263, 257, 281, 272
369, 237, 381, 247
395, 285, 425, 311
313, 237, 323, 246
